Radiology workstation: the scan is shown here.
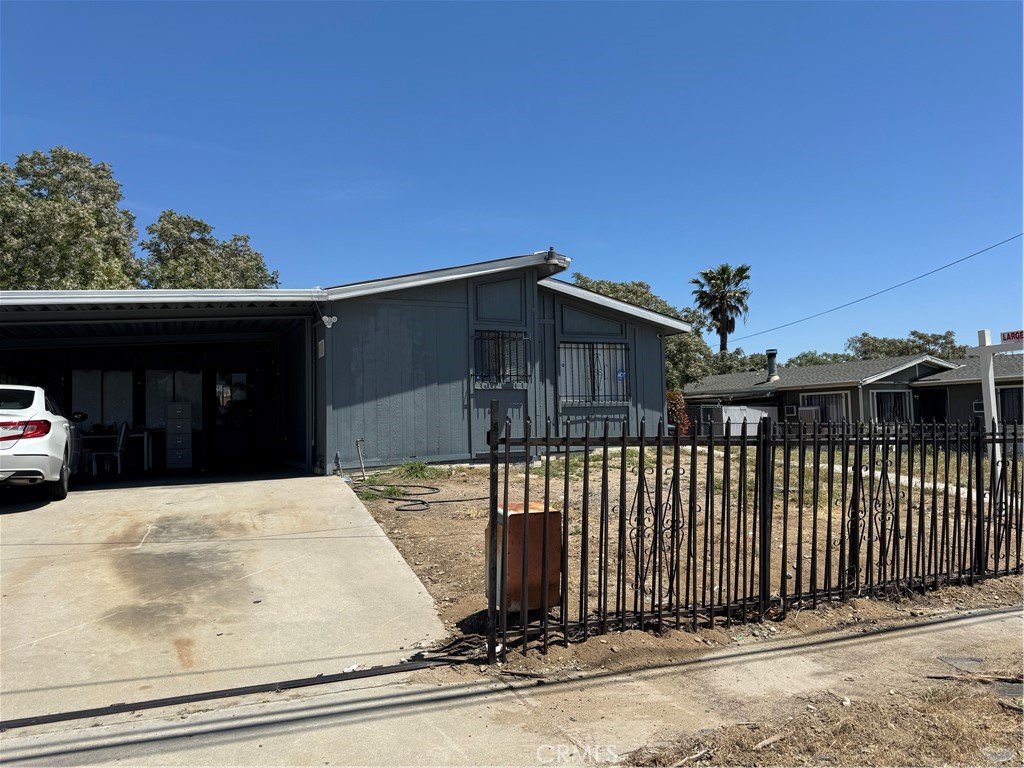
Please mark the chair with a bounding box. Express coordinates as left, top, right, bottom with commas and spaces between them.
91, 421, 129, 476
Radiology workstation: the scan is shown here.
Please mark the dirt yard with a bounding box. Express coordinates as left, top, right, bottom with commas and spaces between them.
356, 460, 1023, 767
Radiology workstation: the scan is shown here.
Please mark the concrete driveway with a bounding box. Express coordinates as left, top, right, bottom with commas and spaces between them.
0, 475, 443, 722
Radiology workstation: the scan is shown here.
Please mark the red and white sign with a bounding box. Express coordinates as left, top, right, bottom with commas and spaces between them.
1000, 330, 1024, 343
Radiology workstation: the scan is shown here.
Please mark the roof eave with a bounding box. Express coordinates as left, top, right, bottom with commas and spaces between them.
911, 375, 1023, 387
0, 252, 574, 308
324, 252, 571, 301
859, 355, 959, 385
773, 381, 861, 391
684, 389, 777, 401
0, 288, 326, 307
538, 278, 692, 334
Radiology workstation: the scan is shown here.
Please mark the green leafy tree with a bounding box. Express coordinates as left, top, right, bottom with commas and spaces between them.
708, 348, 768, 375
571, 273, 712, 388
0, 147, 139, 289
845, 330, 967, 360
140, 211, 279, 289
689, 263, 752, 353
785, 350, 856, 367
783, 330, 967, 368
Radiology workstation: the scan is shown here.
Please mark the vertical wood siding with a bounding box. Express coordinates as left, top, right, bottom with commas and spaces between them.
323, 275, 675, 466
327, 289, 470, 465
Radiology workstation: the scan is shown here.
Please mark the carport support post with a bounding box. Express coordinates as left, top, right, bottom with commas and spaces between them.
486, 399, 500, 664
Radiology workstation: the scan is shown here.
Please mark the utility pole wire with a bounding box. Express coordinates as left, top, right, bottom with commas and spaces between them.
732, 233, 1023, 342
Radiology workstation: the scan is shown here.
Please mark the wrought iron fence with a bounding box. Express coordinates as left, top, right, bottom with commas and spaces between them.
484, 404, 1022, 662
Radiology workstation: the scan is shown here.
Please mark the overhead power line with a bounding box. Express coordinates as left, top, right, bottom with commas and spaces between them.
732, 233, 1023, 343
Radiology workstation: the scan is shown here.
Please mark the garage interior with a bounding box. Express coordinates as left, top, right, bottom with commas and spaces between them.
0, 295, 319, 478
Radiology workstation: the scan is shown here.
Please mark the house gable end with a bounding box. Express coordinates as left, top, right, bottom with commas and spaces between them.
560, 304, 626, 338
475, 277, 525, 324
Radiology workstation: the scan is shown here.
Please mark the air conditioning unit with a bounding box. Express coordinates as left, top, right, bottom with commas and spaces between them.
798, 406, 819, 424
785, 405, 797, 417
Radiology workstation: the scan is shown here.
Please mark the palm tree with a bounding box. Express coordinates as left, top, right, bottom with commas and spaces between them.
690, 263, 752, 353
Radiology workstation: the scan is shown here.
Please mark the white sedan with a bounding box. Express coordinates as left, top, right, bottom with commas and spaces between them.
0, 385, 86, 500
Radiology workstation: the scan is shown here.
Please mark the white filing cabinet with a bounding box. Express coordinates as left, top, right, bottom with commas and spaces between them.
166, 402, 193, 469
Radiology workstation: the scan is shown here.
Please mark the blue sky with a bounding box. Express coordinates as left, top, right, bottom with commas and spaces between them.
2, 1, 1021, 361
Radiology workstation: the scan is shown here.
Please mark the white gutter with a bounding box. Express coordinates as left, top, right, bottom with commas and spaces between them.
0, 289, 326, 306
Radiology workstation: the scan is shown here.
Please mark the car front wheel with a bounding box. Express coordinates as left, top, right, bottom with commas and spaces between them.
45, 451, 70, 501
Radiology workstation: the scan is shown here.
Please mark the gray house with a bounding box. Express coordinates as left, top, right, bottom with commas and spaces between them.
0, 250, 690, 474
684, 352, 960, 428
911, 356, 1023, 423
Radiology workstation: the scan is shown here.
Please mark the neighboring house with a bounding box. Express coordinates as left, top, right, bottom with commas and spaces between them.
0, 250, 690, 473
911, 356, 1024, 424
683, 351, 962, 429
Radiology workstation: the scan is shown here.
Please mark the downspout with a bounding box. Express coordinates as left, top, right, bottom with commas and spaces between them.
857, 384, 864, 423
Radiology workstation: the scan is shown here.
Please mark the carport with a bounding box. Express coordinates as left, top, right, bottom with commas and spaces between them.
0, 290, 322, 475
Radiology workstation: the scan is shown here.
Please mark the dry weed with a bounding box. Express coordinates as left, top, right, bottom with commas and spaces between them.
629, 684, 1023, 767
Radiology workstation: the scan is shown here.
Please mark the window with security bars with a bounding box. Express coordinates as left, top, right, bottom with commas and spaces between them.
559, 342, 629, 403
473, 331, 529, 384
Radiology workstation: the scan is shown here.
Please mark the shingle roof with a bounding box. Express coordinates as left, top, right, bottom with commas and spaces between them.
683, 370, 775, 398
912, 355, 1024, 385
774, 354, 955, 388
684, 354, 957, 399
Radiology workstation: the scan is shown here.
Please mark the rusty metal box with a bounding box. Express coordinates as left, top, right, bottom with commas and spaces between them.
486, 501, 561, 612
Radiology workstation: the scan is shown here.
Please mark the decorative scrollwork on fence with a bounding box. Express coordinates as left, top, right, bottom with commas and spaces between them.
869, 456, 903, 582
627, 471, 656, 599
990, 456, 1009, 567
847, 448, 913, 588
626, 463, 685, 607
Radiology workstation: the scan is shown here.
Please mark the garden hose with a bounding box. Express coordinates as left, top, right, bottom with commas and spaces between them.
351, 440, 488, 511
353, 480, 488, 512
